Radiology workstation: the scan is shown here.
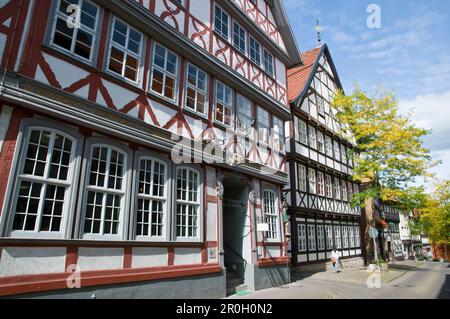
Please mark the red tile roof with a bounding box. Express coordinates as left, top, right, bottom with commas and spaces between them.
287, 46, 322, 102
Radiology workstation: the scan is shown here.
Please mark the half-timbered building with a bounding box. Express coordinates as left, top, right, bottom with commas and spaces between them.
0, 0, 301, 297
285, 44, 363, 269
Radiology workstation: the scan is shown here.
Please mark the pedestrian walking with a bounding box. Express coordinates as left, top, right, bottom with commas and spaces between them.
331, 248, 340, 273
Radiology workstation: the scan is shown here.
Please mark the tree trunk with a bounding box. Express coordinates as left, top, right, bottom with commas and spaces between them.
361, 197, 375, 265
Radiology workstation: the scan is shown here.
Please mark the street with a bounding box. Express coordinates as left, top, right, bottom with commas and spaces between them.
229, 262, 450, 299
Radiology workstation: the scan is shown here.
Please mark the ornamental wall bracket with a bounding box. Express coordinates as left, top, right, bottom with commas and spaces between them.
216, 181, 224, 199
249, 190, 256, 205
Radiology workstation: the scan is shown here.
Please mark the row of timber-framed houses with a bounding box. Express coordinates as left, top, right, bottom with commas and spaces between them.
0, 0, 304, 298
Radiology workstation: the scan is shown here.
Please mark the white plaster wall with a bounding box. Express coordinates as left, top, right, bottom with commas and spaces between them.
173, 248, 201, 265
189, 1, 211, 27
0, 247, 66, 277
267, 247, 281, 258
298, 254, 307, 262
207, 202, 217, 242
42, 53, 89, 89
131, 247, 167, 268
77, 248, 124, 271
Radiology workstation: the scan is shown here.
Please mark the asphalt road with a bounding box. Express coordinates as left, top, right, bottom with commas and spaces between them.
230, 262, 450, 299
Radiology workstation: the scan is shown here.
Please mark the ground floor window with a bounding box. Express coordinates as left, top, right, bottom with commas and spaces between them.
298, 224, 307, 252
307, 224, 316, 251
317, 225, 325, 250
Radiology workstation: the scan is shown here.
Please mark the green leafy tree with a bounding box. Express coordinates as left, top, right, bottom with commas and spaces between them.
331, 88, 437, 263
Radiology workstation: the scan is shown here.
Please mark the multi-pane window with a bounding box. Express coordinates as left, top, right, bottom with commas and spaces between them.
325, 225, 333, 249
273, 116, 285, 152
325, 135, 333, 157
308, 168, 316, 194
298, 165, 307, 192
135, 158, 167, 239
249, 37, 261, 65
349, 226, 355, 247
185, 64, 208, 115
317, 131, 325, 153
298, 224, 307, 252
325, 175, 333, 198
108, 18, 142, 82
263, 190, 278, 240
309, 126, 317, 149
354, 226, 361, 247
317, 225, 325, 250
151, 43, 178, 100
215, 81, 233, 126
263, 49, 274, 76
341, 180, 348, 201
317, 96, 325, 115
298, 120, 308, 145
334, 225, 342, 249
348, 181, 353, 202
258, 107, 270, 144
214, 5, 229, 39
233, 23, 246, 54
342, 226, 349, 248
341, 145, 347, 163
237, 94, 253, 135
52, 0, 99, 61
334, 140, 341, 161
317, 172, 325, 196
334, 177, 341, 200
307, 225, 316, 251
176, 167, 200, 239
11, 129, 76, 235
84, 145, 127, 237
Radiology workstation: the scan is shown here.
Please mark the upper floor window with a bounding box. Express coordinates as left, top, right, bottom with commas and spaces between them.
215, 81, 233, 127
341, 145, 347, 164
325, 135, 333, 157
214, 5, 229, 39
258, 107, 270, 144
273, 116, 285, 152
317, 172, 325, 197
263, 190, 279, 240
233, 23, 246, 55
151, 43, 179, 101
263, 49, 274, 77
83, 144, 128, 239
309, 126, 317, 149
317, 131, 325, 154
185, 64, 208, 115
325, 175, 333, 198
298, 164, 307, 192
317, 96, 325, 116
334, 140, 341, 161
10, 128, 77, 237
135, 157, 168, 240
108, 18, 142, 82
308, 168, 316, 194
249, 37, 261, 65
52, 0, 99, 61
341, 180, 348, 201
334, 177, 341, 200
237, 94, 253, 136
176, 167, 201, 240
298, 119, 308, 145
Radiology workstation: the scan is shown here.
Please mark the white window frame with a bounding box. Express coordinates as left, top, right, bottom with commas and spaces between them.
334, 177, 341, 200
257, 106, 270, 145
325, 135, 333, 157
334, 140, 341, 161
349, 226, 355, 247
317, 224, 325, 251
325, 175, 333, 198
309, 125, 317, 149
317, 130, 325, 154
2, 120, 82, 239
273, 116, 285, 152
50, 0, 100, 63
325, 225, 333, 250
298, 224, 307, 252
317, 172, 325, 197
214, 80, 234, 127
263, 189, 279, 241
236, 93, 253, 136
132, 152, 171, 242
341, 180, 348, 202
307, 224, 316, 251
354, 225, 361, 247
263, 48, 274, 77
249, 36, 261, 65
334, 225, 342, 249
298, 164, 307, 193
233, 22, 246, 55
298, 119, 308, 145
308, 168, 316, 195
214, 4, 230, 40
175, 166, 203, 242
184, 63, 208, 117
79, 139, 131, 241
107, 16, 143, 84
150, 42, 179, 102
342, 225, 349, 248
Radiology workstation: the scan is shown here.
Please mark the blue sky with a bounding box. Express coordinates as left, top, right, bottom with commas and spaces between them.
284, 0, 450, 189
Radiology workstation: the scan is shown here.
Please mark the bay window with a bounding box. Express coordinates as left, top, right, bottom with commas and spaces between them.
215, 81, 233, 126
185, 64, 208, 115
10, 127, 79, 237
108, 17, 142, 82
263, 190, 279, 240
151, 43, 179, 100
176, 167, 201, 240
52, 0, 99, 61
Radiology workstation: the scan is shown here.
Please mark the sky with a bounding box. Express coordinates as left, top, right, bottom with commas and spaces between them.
284, 0, 450, 190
